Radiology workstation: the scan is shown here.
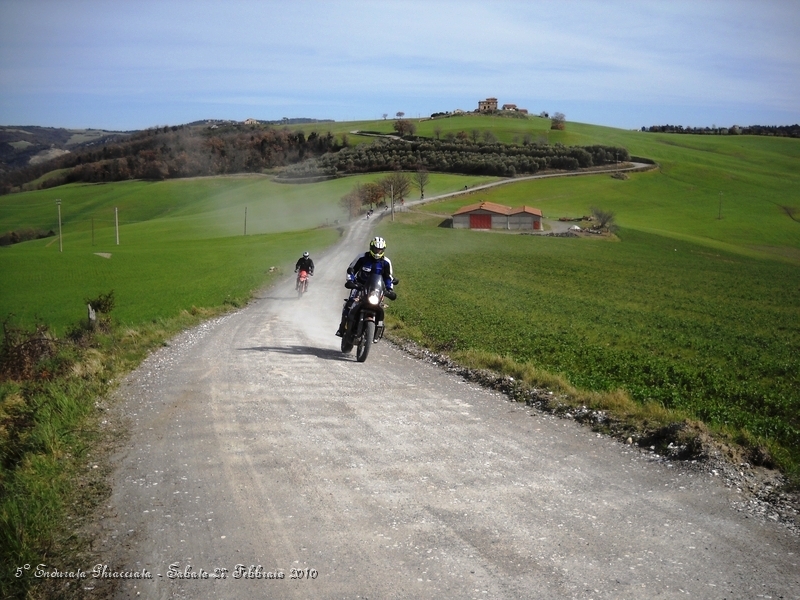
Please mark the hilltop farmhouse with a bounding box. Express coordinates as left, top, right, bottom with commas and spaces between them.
453, 202, 543, 230
477, 98, 529, 114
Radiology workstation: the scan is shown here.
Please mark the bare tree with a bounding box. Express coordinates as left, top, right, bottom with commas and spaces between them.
340, 188, 362, 219
359, 181, 383, 208
382, 113, 388, 120
433, 125, 442, 140
382, 170, 412, 203
551, 112, 566, 130
396, 111, 405, 119
412, 168, 430, 199
591, 206, 617, 232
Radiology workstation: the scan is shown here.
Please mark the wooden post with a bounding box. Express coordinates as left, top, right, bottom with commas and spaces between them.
115, 207, 120, 245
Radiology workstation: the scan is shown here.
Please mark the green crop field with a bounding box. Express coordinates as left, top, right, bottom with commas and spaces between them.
382, 216, 799, 465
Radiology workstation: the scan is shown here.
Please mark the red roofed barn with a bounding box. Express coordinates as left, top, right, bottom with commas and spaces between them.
452, 202, 543, 231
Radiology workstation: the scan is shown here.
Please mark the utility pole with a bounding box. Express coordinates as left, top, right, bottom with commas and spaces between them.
244, 207, 247, 235
56, 199, 62, 252
115, 207, 120, 245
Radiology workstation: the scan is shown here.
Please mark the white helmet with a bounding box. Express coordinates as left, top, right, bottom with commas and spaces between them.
369, 237, 386, 259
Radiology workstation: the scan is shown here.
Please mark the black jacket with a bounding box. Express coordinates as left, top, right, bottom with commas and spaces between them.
295, 256, 314, 273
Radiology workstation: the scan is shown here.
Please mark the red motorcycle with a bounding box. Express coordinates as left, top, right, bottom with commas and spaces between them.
296, 270, 310, 297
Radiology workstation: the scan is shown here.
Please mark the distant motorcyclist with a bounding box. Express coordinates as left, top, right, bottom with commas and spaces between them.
336, 236, 395, 337
295, 251, 314, 289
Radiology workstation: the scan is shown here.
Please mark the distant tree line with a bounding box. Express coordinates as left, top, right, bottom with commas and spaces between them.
642, 124, 800, 137
0, 124, 345, 194
1, 120, 630, 194
279, 138, 629, 179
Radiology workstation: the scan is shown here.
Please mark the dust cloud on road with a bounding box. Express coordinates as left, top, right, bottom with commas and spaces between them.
97, 216, 798, 599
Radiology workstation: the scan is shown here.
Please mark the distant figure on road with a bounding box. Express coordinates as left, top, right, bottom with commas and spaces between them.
294, 251, 314, 289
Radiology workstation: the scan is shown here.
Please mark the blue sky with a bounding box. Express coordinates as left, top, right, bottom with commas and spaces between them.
1, 0, 798, 131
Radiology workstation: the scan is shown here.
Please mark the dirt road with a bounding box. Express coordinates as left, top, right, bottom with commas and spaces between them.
98, 217, 798, 599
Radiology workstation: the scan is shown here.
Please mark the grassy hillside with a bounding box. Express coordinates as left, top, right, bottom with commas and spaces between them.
387, 115, 800, 262
381, 214, 799, 471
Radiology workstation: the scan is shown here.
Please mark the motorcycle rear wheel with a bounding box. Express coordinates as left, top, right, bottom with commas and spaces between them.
356, 322, 375, 362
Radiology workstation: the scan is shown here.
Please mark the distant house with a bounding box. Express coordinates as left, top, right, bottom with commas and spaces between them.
502, 103, 517, 111
244, 118, 258, 125
452, 202, 543, 231
478, 98, 498, 112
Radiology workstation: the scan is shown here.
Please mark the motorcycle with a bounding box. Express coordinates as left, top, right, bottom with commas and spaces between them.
340, 272, 398, 362
296, 270, 310, 297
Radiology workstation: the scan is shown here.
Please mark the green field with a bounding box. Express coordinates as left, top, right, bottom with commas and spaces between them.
382, 215, 799, 464
0, 176, 345, 331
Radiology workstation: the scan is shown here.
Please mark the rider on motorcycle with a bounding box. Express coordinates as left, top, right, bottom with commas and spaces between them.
295, 251, 314, 289
336, 236, 394, 337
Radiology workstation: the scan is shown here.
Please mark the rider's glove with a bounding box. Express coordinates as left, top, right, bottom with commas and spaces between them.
347, 273, 355, 282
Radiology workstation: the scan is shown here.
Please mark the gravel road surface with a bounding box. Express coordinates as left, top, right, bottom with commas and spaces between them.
98, 216, 799, 600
